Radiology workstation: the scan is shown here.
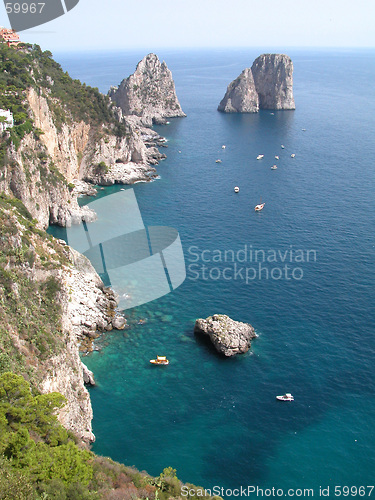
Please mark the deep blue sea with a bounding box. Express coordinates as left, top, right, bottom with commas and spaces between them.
51, 48, 375, 496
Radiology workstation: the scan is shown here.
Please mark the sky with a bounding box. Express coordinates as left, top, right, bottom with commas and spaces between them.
0, 0, 374, 52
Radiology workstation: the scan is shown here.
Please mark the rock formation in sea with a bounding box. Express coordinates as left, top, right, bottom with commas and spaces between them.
218, 68, 259, 113
218, 53, 295, 113
251, 54, 295, 110
194, 314, 257, 356
108, 53, 186, 127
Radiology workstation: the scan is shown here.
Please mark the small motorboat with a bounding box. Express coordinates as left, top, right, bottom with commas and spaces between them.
255, 201, 265, 211
256, 154, 264, 160
275, 155, 279, 160
291, 153, 296, 158
215, 159, 222, 163
276, 393, 294, 402
150, 356, 169, 365
222, 145, 226, 149
281, 145, 285, 149
234, 186, 240, 193
271, 165, 277, 170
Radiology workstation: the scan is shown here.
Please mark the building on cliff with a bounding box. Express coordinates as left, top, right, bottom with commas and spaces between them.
0, 109, 14, 132
0, 26, 20, 46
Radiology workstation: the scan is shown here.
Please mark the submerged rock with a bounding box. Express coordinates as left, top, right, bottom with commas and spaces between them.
194, 314, 256, 357
218, 53, 295, 113
109, 53, 186, 127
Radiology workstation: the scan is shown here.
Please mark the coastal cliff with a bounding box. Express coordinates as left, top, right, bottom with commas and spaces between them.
0, 196, 122, 442
109, 53, 186, 127
0, 44, 165, 229
218, 53, 295, 113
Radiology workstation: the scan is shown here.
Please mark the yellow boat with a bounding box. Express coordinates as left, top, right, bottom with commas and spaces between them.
150, 356, 169, 365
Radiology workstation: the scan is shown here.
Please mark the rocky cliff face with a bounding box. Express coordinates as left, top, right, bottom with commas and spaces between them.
41, 246, 122, 443
218, 53, 295, 113
0, 88, 165, 228
109, 53, 186, 127
218, 68, 259, 113
0, 200, 123, 442
251, 54, 295, 110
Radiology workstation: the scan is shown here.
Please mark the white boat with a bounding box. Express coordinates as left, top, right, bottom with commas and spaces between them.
281, 145, 285, 149
222, 145, 226, 149
256, 154, 264, 160
271, 165, 277, 170
215, 159, 222, 163
276, 393, 294, 402
291, 153, 296, 158
234, 186, 240, 193
254, 201, 265, 211
275, 155, 279, 160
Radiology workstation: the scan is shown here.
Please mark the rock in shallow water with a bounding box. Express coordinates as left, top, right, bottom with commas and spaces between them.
194, 314, 256, 357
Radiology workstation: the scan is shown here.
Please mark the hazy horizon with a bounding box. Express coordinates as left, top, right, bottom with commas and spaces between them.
1, 0, 374, 53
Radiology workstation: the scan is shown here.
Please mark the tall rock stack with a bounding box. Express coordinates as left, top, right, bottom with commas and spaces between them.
218, 53, 295, 113
217, 68, 259, 113
251, 54, 295, 110
109, 53, 186, 127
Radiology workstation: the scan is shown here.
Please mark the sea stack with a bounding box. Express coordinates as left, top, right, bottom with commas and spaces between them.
251, 54, 295, 110
217, 68, 259, 113
218, 53, 295, 112
109, 53, 186, 127
194, 314, 256, 357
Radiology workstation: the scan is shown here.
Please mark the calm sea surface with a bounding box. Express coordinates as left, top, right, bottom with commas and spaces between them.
51, 48, 375, 496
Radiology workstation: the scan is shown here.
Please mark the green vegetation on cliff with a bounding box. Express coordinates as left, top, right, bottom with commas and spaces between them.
0, 372, 193, 499
0, 43, 124, 139
0, 195, 69, 378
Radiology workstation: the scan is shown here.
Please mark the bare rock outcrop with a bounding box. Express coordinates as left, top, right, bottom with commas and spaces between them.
218, 53, 295, 113
109, 53, 186, 127
194, 314, 256, 357
218, 68, 259, 113
0, 87, 167, 228
251, 54, 295, 110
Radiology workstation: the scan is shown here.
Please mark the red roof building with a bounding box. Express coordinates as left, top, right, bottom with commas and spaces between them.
0, 27, 21, 47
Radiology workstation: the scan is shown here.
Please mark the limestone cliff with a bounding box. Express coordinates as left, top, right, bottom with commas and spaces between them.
109, 53, 186, 127
0, 198, 123, 442
218, 53, 295, 113
0, 45, 167, 229
251, 54, 295, 110
0, 88, 165, 228
218, 68, 259, 113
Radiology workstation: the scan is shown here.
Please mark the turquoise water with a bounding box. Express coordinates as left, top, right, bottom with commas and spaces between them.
51, 49, 375, 495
